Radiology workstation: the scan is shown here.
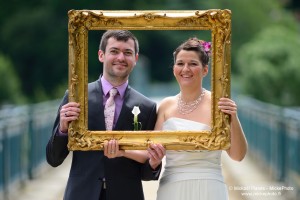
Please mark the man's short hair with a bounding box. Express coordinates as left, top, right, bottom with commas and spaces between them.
99, 30, 139, 54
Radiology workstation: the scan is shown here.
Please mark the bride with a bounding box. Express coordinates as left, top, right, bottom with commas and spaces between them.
148, 37, 248, 200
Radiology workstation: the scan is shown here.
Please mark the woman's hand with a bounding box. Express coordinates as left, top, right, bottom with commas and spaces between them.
148, 144, 165, 170
218, 97, 237, 117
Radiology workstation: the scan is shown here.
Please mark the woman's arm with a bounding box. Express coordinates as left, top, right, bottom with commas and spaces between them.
218, 98, 248, 161
103, 139, 149, 163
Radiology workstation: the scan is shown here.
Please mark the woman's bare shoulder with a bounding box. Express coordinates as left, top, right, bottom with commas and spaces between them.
158, 95, 177, 107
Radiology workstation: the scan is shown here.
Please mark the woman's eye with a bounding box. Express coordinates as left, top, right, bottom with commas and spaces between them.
187, 62, 198, 67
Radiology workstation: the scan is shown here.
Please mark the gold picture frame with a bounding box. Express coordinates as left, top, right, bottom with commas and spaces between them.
67, 9, 231, 151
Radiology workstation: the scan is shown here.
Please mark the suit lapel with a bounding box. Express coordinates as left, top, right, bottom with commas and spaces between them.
88, 80, 106, 130
96, 81, 106, 129
115, 86, 133, 130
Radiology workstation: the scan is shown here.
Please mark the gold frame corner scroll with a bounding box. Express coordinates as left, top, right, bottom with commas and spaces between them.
67, 9, 231, 151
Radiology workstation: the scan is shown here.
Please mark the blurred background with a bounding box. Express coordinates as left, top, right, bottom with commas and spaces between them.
0, 0, 299, 199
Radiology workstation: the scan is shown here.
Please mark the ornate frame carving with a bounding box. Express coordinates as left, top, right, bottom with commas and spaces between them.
67, 9, 231, 151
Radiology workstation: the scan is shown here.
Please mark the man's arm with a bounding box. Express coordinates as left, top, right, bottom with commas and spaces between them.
46, 93, 70, 167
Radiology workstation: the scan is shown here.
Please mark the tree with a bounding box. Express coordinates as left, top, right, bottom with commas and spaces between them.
0, 54, 26, 106
204, 0, 298, 73
0, 0, 298, 103
237, 25, 300, 106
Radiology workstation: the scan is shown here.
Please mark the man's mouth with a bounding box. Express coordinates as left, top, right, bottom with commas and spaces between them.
113, 62, 127, 67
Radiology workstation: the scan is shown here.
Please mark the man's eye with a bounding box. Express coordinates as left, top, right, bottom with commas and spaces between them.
176, 62, 184, 66
124, 51, 133, 56
110, 50, 119, 54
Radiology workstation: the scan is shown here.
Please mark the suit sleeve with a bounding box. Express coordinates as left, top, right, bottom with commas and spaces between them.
141, 159, 162, 181
46, 92, 70, 167
140, 102, 162, 180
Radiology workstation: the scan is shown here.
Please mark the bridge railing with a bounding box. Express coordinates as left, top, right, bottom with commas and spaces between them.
0, 96, 299, 198
237, 96, 300, 195
0, 100, 60, 199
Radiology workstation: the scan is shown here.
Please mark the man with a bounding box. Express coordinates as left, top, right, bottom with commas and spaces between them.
46, 30, 164, 200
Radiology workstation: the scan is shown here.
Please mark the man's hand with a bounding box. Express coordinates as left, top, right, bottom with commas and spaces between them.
103, 139, 125, 159
59, 102, 80, 133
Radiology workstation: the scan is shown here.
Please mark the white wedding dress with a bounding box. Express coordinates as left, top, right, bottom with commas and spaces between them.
157, 117, 228, 200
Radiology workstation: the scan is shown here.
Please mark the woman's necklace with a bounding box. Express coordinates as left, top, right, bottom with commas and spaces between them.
177, 88, 206, 115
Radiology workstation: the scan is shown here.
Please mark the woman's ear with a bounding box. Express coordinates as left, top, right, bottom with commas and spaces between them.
203, 65, 209, 77
173, 65, 176, 77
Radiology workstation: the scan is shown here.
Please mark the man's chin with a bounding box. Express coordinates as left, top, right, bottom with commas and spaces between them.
112, 71, 130, 79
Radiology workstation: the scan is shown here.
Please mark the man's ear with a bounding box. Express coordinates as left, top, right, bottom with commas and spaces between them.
98, 50, 104, 62
135, 53, 139, 64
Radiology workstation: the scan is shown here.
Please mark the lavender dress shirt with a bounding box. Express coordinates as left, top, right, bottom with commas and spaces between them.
100, 76, 128, 129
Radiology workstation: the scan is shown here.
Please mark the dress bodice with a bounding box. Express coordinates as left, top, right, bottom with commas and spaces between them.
161, 117, 223, 183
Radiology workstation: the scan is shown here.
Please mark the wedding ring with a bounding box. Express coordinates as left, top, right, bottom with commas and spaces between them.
65, 112, 68, 117
110, 151, 115, 154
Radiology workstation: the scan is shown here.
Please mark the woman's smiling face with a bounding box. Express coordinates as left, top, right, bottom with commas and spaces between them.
173, 50, 208, 87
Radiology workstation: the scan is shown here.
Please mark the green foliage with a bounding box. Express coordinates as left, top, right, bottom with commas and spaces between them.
205, 0, 297, 73
0, 0, 211, 103
0, 0, 298, 104
0, 6, 68, 102
0, 54, 26, 105
237, 25, 300, 106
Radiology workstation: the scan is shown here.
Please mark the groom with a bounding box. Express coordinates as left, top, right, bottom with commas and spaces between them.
46, 30, 165, 200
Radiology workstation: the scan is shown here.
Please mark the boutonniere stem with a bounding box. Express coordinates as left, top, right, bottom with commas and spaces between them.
132, 106, 142, 131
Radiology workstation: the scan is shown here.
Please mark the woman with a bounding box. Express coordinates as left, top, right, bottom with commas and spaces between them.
148, 37, 248, 200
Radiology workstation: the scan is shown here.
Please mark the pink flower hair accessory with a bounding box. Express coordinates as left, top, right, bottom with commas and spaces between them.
199, 40, 211, 57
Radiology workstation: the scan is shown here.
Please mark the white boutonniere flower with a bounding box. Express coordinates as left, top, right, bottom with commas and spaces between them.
132, 106, 142, 130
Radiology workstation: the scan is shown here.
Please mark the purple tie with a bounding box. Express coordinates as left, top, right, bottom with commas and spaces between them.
104, 88, 118, 131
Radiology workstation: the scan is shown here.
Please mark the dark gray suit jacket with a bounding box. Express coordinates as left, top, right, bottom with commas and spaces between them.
46, 80, 160, 200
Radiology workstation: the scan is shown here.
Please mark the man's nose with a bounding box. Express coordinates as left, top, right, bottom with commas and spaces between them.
116, 52, 125, 60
